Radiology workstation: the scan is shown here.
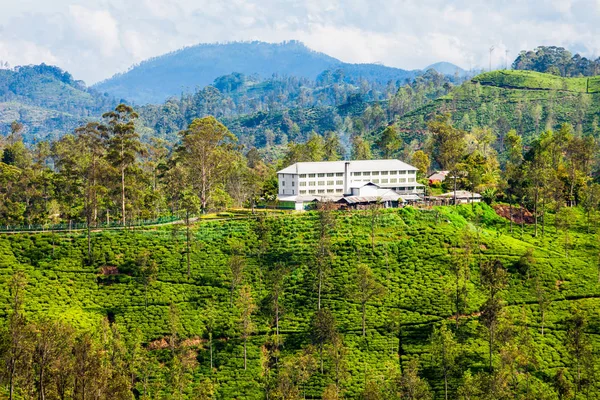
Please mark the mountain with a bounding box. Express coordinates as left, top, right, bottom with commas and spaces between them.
93, 41, 420, 104
396, 70, 600, 147
0, 64, 117, 141
424, 61, 467, 76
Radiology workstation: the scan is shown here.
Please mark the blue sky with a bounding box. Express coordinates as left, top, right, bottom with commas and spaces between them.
1, 0, 600, 84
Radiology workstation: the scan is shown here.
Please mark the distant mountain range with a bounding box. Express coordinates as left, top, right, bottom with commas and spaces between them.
93, 41, 466, 104
0, 64, 117, 141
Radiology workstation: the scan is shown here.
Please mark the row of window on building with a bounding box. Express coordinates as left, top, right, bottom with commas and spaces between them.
296, 170, 414, 179
282, 178, 415, 187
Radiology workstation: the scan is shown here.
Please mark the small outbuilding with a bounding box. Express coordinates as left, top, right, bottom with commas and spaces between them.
435, 190, 482, 205
428, 171, 450, 184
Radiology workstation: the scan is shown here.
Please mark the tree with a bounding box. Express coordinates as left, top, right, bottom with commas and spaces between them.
411, 150, 430, 178
428, 114, 466, 204
534, 276, 553, 336
102, 104, 143, 226
2, 271, 28, 400
228, 242, 246, 307
395, 359, 432, 400
135, 250, 158, 308
354, 265, 385, 336
375, 125, 402, 159
327, 334, 348, 392
267, 265, 287, 348
314, 201, 336, 310
430, 323, 458, 400
566, 309, 593, 396
312, 308, 337, 374
324, 131, 344, 161
351, 136, 372, 160
178, 116, 238, 210
180, 190, 201, 278
479, 259, 508, 372
31, 319, 74, 400
504, 129, 524, 233
555, 207, 576, 257
75, 122, 108, 263
237, 285, 256, 370
450, 228, 474, 329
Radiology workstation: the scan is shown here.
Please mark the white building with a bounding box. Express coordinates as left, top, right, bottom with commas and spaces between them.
276, 159, 423, 200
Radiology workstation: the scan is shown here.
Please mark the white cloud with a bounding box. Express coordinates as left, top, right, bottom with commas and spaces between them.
2, 0, 600, 84
68, 5, 120, 57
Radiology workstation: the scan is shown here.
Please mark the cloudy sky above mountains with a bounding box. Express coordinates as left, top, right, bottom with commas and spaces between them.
2, 0, 600, 84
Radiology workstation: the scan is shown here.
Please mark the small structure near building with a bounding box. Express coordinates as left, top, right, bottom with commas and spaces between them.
428, 171, 450, 184
432, 190, 482, 205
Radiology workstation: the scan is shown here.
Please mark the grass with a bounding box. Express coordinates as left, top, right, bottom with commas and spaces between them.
2, 204, 600, 398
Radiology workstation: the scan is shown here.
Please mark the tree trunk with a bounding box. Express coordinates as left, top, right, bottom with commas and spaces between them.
186, 211, 191, 279
317, 270, 322, 310
534, 185, 539, 237
210, 333, 213, 369
121, 164, 126, 226
509, 197, 513, 234
362, 302, 366, 337
244, 337, 247, 370
489, 325, 494, 372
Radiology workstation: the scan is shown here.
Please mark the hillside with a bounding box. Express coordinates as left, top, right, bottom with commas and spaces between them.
397, 70, 600, 146
93, 41, 421, 104
0, 64, 117, 141
2, 204, 600, 398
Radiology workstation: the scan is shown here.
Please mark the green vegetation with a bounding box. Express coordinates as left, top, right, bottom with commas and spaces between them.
472, 70, 592, 93
2, 204, 600, 399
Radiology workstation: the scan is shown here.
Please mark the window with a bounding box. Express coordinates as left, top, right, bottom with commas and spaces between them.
318, 189, 325, 194
391, 178, 398, 183
372, 171, 379, 176
292, 182, 295, 186
400, 170, 407, 175
282, 181, 285, 186
300, 190, 307, 194
309, 182, 316, 186
300, 182, 307, 186
336, 173, 343, 177
381, 171, 388, 175
309, 190, 316, 194
354, 172, 361, 176
390, 171, 397, 175
408, 178, 415, 182
373, 179, 380, 183
327, 189, 334, 193
318, 173, 325, 177
309, 174, 316, 178
362, 172, 371, 176
336, 180, 343, 185
381, 178, 388, 183
327, 181, 334, 185
318, 181, 325, 186
327, 173, 334, 177
336, 189, 343, 193
400, 178, 406, 183
299, 174, 307, 178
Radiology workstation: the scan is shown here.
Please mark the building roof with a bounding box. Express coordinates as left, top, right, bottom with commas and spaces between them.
428, 171, 450, 181
438, 190, 482, 199
277, 195, 343, 203
339, 194, 401, 204
277, 159, 418, 175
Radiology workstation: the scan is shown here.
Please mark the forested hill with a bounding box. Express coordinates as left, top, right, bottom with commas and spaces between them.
0, 64, 117, 141
396, 70, 600, 147
93, 41, 424, 104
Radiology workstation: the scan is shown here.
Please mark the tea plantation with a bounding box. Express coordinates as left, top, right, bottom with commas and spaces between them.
2, 204, 600, 399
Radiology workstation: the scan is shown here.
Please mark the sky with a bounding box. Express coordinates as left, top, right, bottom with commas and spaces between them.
2, 0, 600, 84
